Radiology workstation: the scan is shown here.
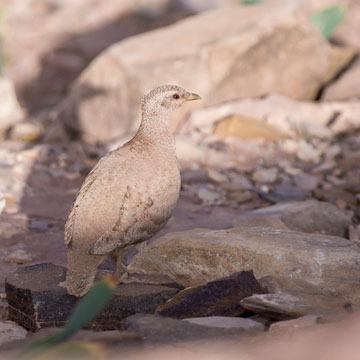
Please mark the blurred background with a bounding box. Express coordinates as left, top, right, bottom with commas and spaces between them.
0, 0, 360, 358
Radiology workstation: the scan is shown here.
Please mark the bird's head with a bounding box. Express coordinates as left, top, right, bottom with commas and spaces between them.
141, 85, 201, 113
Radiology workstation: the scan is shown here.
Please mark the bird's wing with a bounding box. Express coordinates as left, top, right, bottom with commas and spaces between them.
64, 159, 103, 246
88, 188, 157, 256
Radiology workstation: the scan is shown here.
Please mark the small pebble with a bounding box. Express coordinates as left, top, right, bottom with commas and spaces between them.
5, 249, 33, 264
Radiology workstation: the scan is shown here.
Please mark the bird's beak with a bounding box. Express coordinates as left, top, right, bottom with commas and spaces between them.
186, 92, 202, 101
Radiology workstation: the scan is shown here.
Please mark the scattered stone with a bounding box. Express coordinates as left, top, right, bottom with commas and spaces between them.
183, 94, 360, 140
181, 169, 210, 184
0, 321, 27, 347
156, 271, 264, 319
252, 168, 278, 184
349, 225, 360, 244
225, 173, 253, 191
129, 226, 360, 298
214, 115, 285, 142
197, 187, 220, 205
281, 139, 300, 154
233, 200, 351, 237
207, 169, 228, 183
293, 173, 318, 191
227, 190, 254, 204
5, 263, 180, 331
5, 250, 33, 265
28, 220, 48, 232
123, 314, 255, 344
8, 122, 44, 142
183, 316, 264, 332
269, 315, 319, 333
0, 191, 5, 216
0, 78, 24, 137
175, 137, 206, 163
297, 141, 321, 163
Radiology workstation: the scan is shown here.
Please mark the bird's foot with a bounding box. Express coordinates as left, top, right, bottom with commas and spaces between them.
116, 271, 137, 284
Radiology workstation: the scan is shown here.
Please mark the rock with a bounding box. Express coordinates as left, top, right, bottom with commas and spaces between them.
123, 314, 257, 343
197, 187, 221, 205
293, 173, 318, 191
297, 141, 321, 163
183, 94, 360, 139
8, 121, 43, 142
129, 226, 360, 298
269, 315, 319, 333
262, 181, 310, 203
349, 225, 360, 244
5, 250, 33, 265
175, 136, 207, 164
252, 168, 278, 184
214, 115, 285, 142
28, 220, 48, 233
0, 78, 24, 137
227, 190, 254, 204
156, 271, 264, 319
0, 321, 27, 347
56, 1, 352, 143
233, 200, 351, 237
240, 292, 346, 320
181, 169, 210, 184
0, 191, 5, 216
323, 57, 360, 101
183, 316, 264, 331
207, 169, 228, 183
5, 263, 180, 331
241, 293, 309, 320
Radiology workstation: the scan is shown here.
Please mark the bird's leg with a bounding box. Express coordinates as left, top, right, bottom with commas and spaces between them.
112, 252, 134, 284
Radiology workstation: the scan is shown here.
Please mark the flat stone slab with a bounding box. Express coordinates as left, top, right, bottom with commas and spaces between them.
183, 316, 264, 331
240, 293, 351, 320
5, 263, 181, 331
123, 314, 263, 344
156, 271, 264, 318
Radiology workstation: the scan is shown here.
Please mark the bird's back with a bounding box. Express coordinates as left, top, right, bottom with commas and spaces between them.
65, 140, 180, 254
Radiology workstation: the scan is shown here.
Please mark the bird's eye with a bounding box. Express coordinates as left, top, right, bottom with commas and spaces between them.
173, 94, 180, 100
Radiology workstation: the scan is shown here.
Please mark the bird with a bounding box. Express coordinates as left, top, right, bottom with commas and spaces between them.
63, 85, 201, 296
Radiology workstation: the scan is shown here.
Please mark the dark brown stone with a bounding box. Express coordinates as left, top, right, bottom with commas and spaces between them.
156, 271, 264, 319
5, 263, 181, 332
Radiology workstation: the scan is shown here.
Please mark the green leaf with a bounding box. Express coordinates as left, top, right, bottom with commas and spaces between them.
311, 5, 346, 39
57, 276, 116, 343
18, 276, 116, 358
242, 0, 264, 4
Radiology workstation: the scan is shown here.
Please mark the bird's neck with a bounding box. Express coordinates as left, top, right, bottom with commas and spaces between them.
134, 107, 176, 150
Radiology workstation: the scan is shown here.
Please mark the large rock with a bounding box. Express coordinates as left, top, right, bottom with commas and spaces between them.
232, 200, 352, 238
5, 263, 181, 331
182, 94, 360, 139
129, 227, 360, 298
56, 0, 352, 143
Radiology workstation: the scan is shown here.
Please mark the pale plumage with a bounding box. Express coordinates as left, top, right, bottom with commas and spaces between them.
63, 85, 201, 296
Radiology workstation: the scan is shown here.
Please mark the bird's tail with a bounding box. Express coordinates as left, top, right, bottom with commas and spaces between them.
63, 250, 105, 297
